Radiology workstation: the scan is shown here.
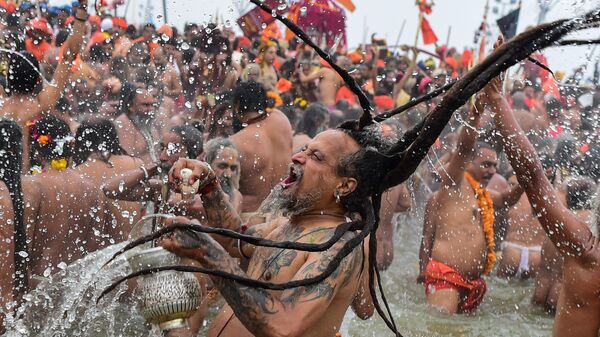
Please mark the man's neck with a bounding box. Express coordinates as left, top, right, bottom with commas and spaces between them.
290, 208, 347, 228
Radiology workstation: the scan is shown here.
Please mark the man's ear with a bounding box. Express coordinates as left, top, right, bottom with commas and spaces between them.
336, 177, 357, 197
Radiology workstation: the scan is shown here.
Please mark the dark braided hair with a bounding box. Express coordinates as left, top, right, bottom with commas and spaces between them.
28, 115, 73, 168
73, 119, 128, 166
0, 120, 27, 296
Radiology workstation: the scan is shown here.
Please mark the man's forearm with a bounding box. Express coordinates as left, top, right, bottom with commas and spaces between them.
102, 167, 157, 201
197, 239, 279, 336
489, 92, 591, 256
199, 188, 243, 253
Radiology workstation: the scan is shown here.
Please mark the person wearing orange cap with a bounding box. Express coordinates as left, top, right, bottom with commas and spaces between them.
1, 0, 88, 165
25, 18, 53, 61
111, 17, 133, 57
157, 24, 173, 39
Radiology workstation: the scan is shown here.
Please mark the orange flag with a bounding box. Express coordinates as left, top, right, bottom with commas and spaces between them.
421, 17, 438, 45
334, 0, 356, 12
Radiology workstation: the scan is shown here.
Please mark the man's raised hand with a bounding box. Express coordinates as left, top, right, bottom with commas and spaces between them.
169, 158, 216, 193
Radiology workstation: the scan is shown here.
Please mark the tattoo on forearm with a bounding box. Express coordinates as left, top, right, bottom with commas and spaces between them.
201, 190, 242, 231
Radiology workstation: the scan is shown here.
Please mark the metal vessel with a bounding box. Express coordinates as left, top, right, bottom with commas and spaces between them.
127, 246, 201, 331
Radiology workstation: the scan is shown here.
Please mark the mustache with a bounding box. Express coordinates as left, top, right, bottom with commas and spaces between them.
289, 163, 303, 180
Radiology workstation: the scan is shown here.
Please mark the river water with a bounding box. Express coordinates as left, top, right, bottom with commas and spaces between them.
5, 211, 555, 336
340, 213, 554, 337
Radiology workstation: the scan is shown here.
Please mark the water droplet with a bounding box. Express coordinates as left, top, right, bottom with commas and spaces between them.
181, 42, 190, 51
57, 262, 67, 270
277, 4, 287, 11
300, 6, 307, 13
42, 267, 52, 277
17, 251, 28, 258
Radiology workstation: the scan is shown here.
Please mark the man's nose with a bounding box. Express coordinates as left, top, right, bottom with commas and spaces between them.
223, 167, 233, 178
291, 151, 306, 165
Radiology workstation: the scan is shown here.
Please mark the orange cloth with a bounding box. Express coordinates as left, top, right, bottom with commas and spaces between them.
29, 18, 53, 35
90, 31, 110, 45
374, 95, 393, 110
157, 24, 173, 38
25, 39, 51, 62
64, 16, 74, 26
445, 57, 458, 70
132, 37, 158, 55
336, 86, 357, 106
424, 260, 487, 313
89, 15, 101, 27
334, 0, 356, 12
112, 17, 128, 29
347, 51, 362, 64
276, 78, 293, 93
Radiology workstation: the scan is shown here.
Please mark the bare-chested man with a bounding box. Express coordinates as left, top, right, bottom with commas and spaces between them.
230, 81, 292, 223
114, 84, 160, 164
162, 127, 378, 337
0, 1, 87, 168
418, 99, 523, 314
153, 46, 183, 101
73, 119, 144, 243
483, 56, 600, 335
22, 116, 106, 283
533, 177, 596, 312
298, 56, 348, 109
496, 191, 547, 279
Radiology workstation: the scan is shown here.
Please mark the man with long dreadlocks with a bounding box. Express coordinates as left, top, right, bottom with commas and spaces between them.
418, 97, 524, 314
158, 126, 387, 337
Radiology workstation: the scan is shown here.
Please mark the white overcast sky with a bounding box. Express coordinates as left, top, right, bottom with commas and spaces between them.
51, 0, 600, 78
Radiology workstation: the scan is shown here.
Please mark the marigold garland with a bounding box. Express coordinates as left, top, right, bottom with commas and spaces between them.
50, 158, 68, 171
464, 172, 496, 274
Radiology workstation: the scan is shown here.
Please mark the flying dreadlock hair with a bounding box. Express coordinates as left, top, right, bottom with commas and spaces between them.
0, 120, 27, 297
98, 3, 600, 335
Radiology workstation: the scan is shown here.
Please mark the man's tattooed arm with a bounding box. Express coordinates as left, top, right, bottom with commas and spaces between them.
167, 229, 363, 337
197, 187, 243, 255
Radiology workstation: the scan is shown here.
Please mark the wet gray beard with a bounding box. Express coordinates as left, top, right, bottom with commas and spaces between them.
220, 176, 234, 200
259, 183, 322, 218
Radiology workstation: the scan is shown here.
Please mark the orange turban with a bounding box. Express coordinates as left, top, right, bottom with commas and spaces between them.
157, 24, 173, 38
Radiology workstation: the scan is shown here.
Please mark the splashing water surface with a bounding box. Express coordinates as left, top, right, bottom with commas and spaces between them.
339, 212, 554, 337
3, 211, 554, 337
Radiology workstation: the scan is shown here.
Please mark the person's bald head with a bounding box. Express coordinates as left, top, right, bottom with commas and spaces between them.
152, 46, 167, 67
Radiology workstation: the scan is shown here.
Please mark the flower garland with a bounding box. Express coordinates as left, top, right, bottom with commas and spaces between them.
50, 158, 68, 171
464, 172, 496, 274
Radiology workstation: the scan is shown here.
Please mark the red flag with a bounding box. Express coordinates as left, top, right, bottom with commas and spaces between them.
421, 17, 438, 45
